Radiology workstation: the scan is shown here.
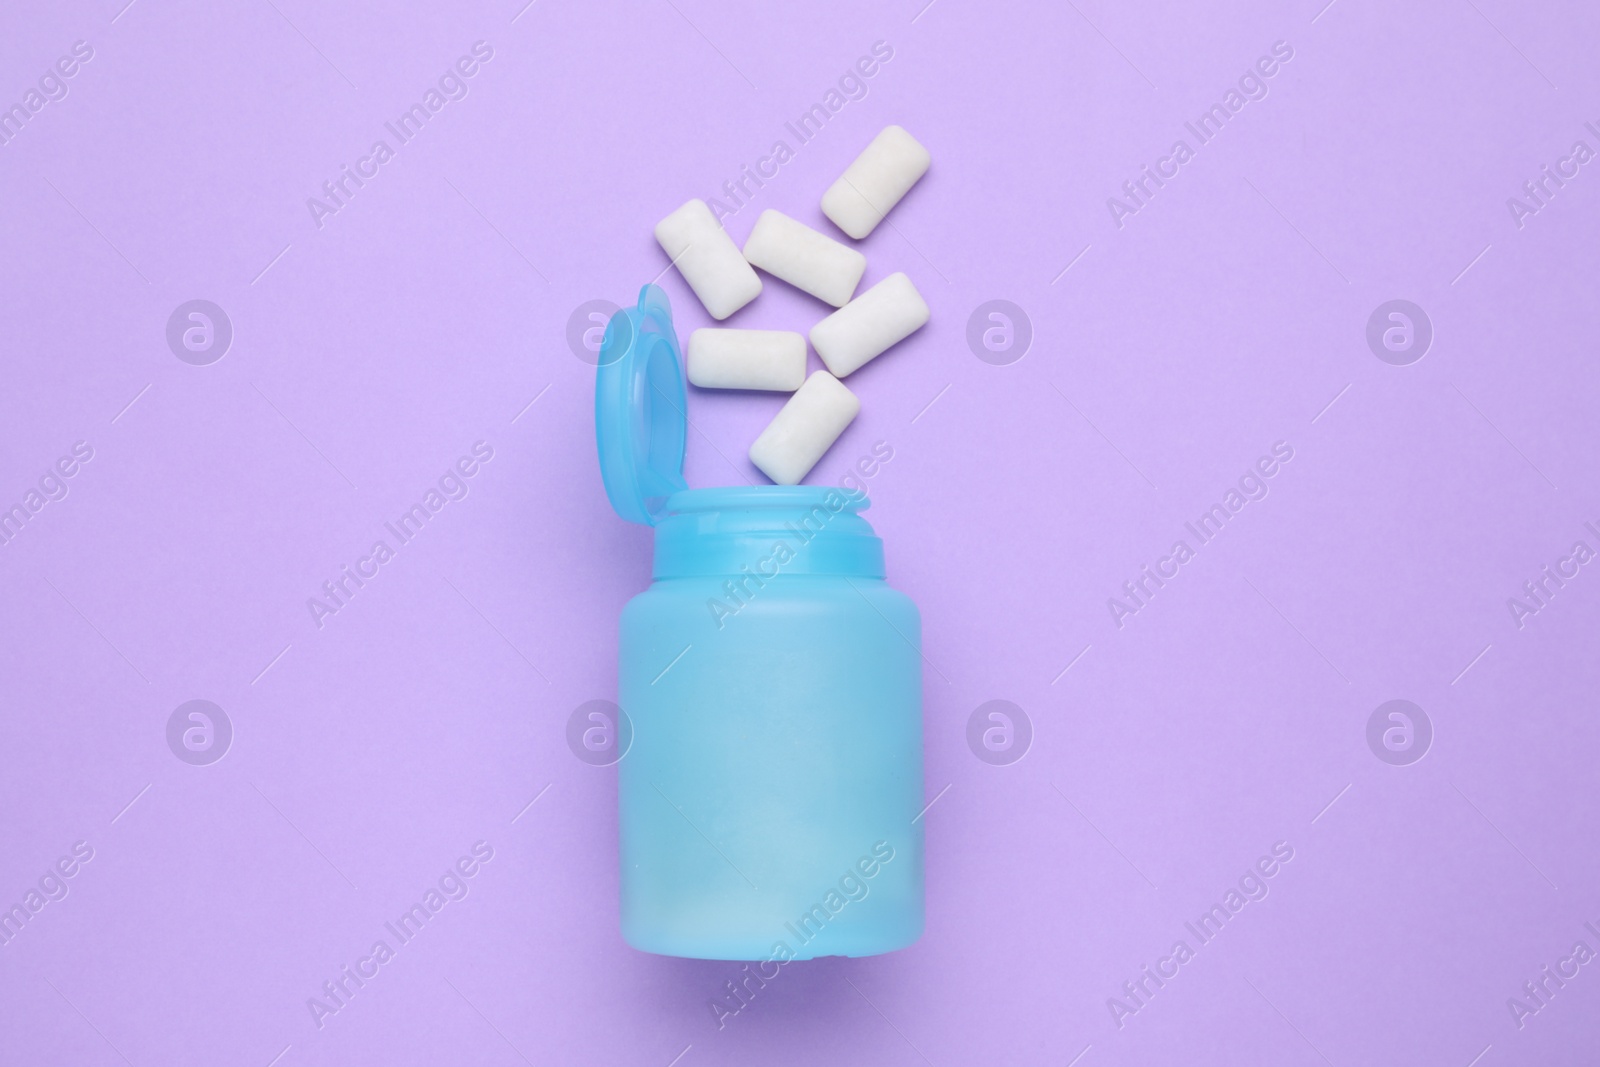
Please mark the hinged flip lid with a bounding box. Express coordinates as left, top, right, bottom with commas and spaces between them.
594, 284, 689, 526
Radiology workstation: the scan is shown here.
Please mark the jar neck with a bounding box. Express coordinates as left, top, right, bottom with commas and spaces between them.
652, 487, 885, 580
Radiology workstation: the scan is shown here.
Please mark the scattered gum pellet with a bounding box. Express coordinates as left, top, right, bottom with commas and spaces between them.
820, 126, 930, 240
809, 272, 929, 378
742, 209, 867, 308
654, 199, 762, 320
748, 371, 860, 485
687, 329, 807, 392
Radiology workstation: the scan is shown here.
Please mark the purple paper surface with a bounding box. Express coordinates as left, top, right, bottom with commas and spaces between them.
2, 0, 1598, 1063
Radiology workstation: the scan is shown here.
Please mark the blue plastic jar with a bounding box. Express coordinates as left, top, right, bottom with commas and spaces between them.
596, 286, 924, 960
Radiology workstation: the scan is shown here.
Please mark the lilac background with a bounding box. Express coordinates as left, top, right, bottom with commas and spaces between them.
3, 0, 1599, 1063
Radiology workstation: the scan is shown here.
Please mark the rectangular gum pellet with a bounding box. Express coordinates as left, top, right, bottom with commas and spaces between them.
654, 199, 763, 320
741, 210, 867, 308
748, 371, 860, 485
809, 272, 929, 378
820, 126, 931, 240
687, 329, 806, 391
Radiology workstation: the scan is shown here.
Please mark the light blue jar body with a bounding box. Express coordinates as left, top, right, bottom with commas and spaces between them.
617, 488, 924, 960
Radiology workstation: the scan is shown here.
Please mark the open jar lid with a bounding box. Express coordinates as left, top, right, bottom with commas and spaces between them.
594, 284, 689, 526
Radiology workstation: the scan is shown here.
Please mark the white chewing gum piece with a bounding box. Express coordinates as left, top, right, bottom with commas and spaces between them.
653, 199, 762, 320
808, 272, 929, 378
741, 209, 867, 308
820, 125, 931, 240
748, 371, 860, 485
687, 329, 807, 391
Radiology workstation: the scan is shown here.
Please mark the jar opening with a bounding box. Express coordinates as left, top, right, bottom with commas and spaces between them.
662, 485, 870, 516
652, 486, 884, 579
